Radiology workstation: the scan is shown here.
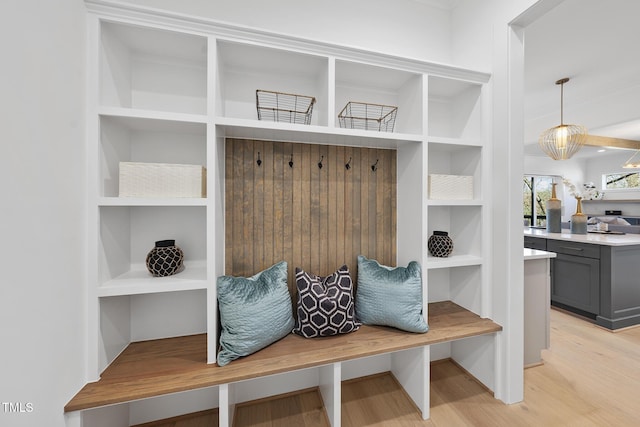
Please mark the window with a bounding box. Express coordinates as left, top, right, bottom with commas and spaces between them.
604, 172, 640, 190
523, 175, 558, 226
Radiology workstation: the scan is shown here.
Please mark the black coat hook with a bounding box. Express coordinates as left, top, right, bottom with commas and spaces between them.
371, 159, 379, 172
345, 157, 352, 170
289, 154, 294, 168
318, 155, 324, 169
256, 151, 262, 167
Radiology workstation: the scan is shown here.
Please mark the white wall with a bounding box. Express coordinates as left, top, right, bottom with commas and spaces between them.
0, 0, 562, 424
524, 154, 586, 219
121, 0, 453, 63
0, 1, 86, 426
525, 149, 640, 218
451, 0, 553, 404
585, 151, 640, 201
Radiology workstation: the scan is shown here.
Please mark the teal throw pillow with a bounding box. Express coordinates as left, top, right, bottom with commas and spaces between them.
216, 261, 295, 366
355, 255, 428, 333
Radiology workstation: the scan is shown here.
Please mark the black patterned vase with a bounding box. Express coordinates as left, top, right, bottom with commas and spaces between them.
146, 240, 185, 277
428, 231, 453, 258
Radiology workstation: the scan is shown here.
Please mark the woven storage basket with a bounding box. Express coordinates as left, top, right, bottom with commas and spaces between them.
256, 90, 315, 125
428, 174, 473, 200
119, 162, 207, 198
338, 102, 397, 132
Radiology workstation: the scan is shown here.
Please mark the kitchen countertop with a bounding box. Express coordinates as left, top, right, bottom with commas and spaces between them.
524, 248, 557, 260
524, 227, 640, 246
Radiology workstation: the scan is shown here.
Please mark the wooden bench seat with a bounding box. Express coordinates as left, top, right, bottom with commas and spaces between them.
64, 300, 501, 412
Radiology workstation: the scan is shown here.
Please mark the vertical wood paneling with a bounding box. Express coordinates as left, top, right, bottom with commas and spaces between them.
253, 140, 265, 272
375, 149, 385, 263
291, 143, 304, 296
382, 150, 397, 259
310, 144, 322, 273
225, 139, 396, 300
231, 140, 245, 275
351, 147, 361, 269
327, 145, 337, 271
243, 140, 254, 275
319, 145, 329, 273
334, 145, 345, 270
368, 149, 378, 258
263, 141, 274, 276
359, 149, 369, 259
273, 141, 285, 274
225, 139, 233, 276
344, 146, 354, 273
300, 143, 312, 274
281, 142, 294, 293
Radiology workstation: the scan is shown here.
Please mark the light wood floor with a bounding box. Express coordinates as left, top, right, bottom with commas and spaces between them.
142, 308, 640, 426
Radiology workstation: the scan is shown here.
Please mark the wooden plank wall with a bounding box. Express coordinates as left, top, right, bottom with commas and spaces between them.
225, 138, 396, 299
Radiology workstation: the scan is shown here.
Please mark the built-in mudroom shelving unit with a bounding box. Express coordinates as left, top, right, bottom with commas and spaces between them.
67, 1, 501, 426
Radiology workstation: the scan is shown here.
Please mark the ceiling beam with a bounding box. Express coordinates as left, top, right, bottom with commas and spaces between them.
584, 135, 640, 150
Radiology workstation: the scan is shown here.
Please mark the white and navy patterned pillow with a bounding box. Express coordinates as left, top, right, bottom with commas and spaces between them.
293, 265, 361, 338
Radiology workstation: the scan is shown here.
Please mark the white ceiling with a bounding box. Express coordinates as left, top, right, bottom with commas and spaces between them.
411, 0, 640, 159
410, 0, 461, 10
523, 0, 640, 158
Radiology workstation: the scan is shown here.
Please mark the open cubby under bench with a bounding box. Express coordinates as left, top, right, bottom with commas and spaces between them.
65, 300, 501, 413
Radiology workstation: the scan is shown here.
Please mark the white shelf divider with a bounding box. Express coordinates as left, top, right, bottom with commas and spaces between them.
97, 262, 208, 297
99, 197, 207, 207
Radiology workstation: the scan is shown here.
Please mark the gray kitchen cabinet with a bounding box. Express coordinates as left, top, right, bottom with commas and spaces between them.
524, 235, 546, 250
598, 245, 640, 329
525, 231, 640, 329
548, 240, 600, 316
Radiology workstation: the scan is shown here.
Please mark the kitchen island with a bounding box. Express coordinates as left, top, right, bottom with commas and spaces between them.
524, 248, 556, 366
524, 228, 640, 330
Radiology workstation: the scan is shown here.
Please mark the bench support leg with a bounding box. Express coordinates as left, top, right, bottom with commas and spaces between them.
219, 383, 236, 427
319, 363, 341, 427
392, 346, 429, 420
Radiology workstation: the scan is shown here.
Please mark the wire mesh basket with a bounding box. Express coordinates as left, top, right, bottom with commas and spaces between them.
338, 102, 397, 132
256, 90, 316, 125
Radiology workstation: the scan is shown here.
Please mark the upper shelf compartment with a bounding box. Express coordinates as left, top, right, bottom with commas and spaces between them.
427, 142, 483, 202
98, 113, 207, 198
335, 60, 423, 135
99, 21, 208, 115
428, 76, 482, 140
216, 40, 329, 126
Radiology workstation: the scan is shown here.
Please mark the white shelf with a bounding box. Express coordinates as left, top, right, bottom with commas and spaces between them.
427, 199, 483, 207
215, 116, 423, 149
335, 59, 423, 134
99, 197, 207, 207
426, 254, 483, 269
97, 263, 208, 297
428, 76, 483, 140
100, 21, 207, 114
427, 135, 483, 146
427, 265, 483, 316
428, 205, 482, 256
80, 5, 497, 425
98, 111, 208, 198
99, 106, 209, 128
428, 142, 482, 201
98, 205, 207, 286
216, 39, 329, 125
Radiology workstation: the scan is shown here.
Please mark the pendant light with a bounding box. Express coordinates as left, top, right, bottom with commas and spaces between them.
538, 77, 587, 160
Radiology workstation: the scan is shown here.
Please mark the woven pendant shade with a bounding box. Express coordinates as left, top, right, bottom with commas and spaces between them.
538, 78, 587, 160
539, 123, 587, 160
